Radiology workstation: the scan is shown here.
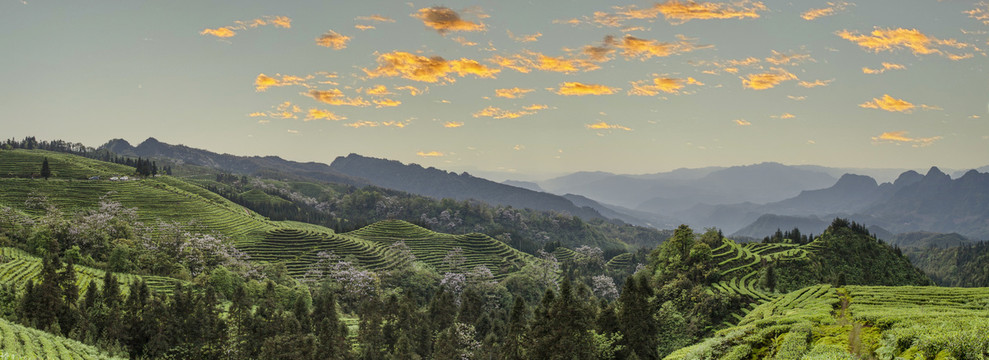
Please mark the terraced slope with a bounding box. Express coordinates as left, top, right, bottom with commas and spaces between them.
665, 285, 989, 359
0, 247, 183, 295
0, 317, 125, 360
239, 226, 408, 276
346, 220, 536, 278
0, 149, 133, 179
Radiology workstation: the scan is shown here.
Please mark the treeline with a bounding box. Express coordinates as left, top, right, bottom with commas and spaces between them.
906, 241, 989, 287
762, 227, 814, 245
2, 136, 173, 176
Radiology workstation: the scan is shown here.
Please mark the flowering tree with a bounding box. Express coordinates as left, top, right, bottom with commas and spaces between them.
303, 251, 379, 308
592, 275, 619, 300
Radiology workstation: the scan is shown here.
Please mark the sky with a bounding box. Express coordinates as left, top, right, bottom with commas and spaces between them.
2, 0, 988, 179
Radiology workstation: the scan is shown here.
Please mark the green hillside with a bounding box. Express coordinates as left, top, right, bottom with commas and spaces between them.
664, 285, 989, 359
0, 317, 124, 360
0, 149, 134, 180
0, 247, 183, 296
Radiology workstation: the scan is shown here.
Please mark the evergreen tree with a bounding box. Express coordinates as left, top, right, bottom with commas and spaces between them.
501, 297, 528, 360
41, 157, 51, 180
313, 286, 350, 360
618, 276, 658, 360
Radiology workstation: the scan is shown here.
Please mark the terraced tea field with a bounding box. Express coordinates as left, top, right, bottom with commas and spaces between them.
665, 284, 989, 360
0, 318, 124, 360
0, 149, 134, 180
0, 247, 183, 296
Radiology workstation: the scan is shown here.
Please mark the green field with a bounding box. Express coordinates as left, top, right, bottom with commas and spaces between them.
0, 317, 124, 360
664, 284, 989, 359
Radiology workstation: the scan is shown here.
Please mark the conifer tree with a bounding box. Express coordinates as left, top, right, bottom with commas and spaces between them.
41, 157, 51, 180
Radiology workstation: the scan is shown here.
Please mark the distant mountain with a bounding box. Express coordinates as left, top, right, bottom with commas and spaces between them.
560, 194, 668, 228
329, 154, 604, 220
731, 214, 829, 239
539, 162, 836, 212
501, 180, 544, 192
101, 138, 366, 186
889, 232, 971, 249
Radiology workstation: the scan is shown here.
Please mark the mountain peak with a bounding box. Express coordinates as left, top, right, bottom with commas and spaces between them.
833, 173, 878, 190
893, 170, 923, 187
926, 166, 945, 177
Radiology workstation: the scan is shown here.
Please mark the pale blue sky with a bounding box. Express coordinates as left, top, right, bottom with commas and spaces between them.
1, 0, 987, 177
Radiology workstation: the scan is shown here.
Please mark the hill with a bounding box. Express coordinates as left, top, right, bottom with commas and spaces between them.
665, 285, 989, 360
329, 153, 604, 220
0, 317, 124, 360
730, 214, 829, 239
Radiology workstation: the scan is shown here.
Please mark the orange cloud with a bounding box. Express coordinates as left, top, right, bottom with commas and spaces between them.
871, 131, 941, 147
344, 121, 379, 128
266, 101, 302, 119
451, 36, 478, 46
495, 87, 535, 99
357, 15, 396, 23
395, 85, 425, 96
586, 121, 632, 131
624, 0, 768, 25
248, 112, 266, 117
798, 79, 833, 88
862, 62, 906, 74
201, 16, 291, 38
628, 76, 703, 96
306, 89, 371, 107
364, 51, 499, 83
316, 31, 350, 49
611, 35, 712, 60
508, 30, 542, 43
444, 121, 464, 128
472, 105, 546, 119
765, 50, 813, 66
534, 52, 600, 73
837, 27, 972, 58
363, 85, 391, 96
373, 99, 402, 108
801, 2, 851, 20
859, 94, 916, 113
734, 119, 752, 126
489, 50, 603, 74
414, 7, 485, 34
523, 104, 548, 111
355, 25, 376, 31
417, 151, 445, 157
555, 82, 619, 96
305, 108, 345, 121
771, 113, 795, 119
741, 68, 797, 90
964, 5, 989, 25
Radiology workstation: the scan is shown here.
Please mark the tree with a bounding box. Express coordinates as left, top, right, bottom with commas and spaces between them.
501, 297, 528, 360
41, 157, 51, 180
618, 276, 658, 360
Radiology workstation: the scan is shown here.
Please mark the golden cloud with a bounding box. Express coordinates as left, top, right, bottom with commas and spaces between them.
734, 119, 752, 126
444, 121, 464, 128
771, 113, 795, 119
788, 95, 806, 101
535, 53, 600, 73
965, 5, 989, 25
495, 87, 535, 99
523, 104, 548, 111
798, 79, 833, 88
355, 25, 376, 31
382, 121, 406, 128
417, 151, 445, 157
489, 51, 602, 74
862, 62, 905, 74
306, 89, 371, 107
610, 35, 712, 60
628, 76, 703, 96
305, 108, 345, 121
555, 82, 618, 96
266, 101, 301, 119
508, 30, 542, 43
586, 121, 632, 131
364, 85, 391, 96
871, 131, 941, 147
741, 68, 797, 90
344, 121, 378, 128
248, 112, 267, 117
859, 94, 915, 113
316, 31, 350, 50
644, 0, 768, 24
395, 85, 425, 96
414, 7, 485, 34
357, 15, 396, 23
364, 51, 499, 83
452, 36, 478, 46
801, 1, 851, 21
201, 16, 292, 38
765, 50, 813, 66
373, 99, 402, 108
472, 105, 545, 119
837, 27, 973, 58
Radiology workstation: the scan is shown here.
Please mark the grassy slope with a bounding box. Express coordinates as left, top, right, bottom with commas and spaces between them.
0, 317, 124, 360
664, 285, 989, 359
0, 149, 540, 281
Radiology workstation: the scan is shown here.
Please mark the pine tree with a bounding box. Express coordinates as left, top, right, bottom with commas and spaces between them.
501, 297, 528, 360
618, 276, 658, 360
41, 157, 51, 180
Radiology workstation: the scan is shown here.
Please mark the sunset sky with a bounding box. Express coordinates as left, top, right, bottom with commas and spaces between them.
2, 0, 987, 178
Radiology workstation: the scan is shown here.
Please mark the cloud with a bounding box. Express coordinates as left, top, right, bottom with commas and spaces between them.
586, 121, 632, 131
513, 145, 525, 151
263, 101, 302, 119
414, 7, 485, 34
344, 121, 379, 128
395, 85, 426, 96
364, 51, 499, 83
628, 76, 703, 96
871, 131, 941, 147
771, 113, 795, 119
964, 4, 989, 25
355, 25, 376, 31
523, 104, 548, 111
765, 50, 813, 66
741, 68, 797, 90
610, 35, 712, 60
489, 50, 603, 74
472, 104, 546, 119
287, 129, 299, 134
837, 27, 973, 58
798, 79, 833, 88
363, 85, 391, 96
734, 119, 751, 126
201, 16, 291, 38
305, 108, 346, 121
444, 121, 464, 128
801, 1, 852, 21
373, 98, 402, 108
862, 62, 906, 74
859, 94, 915, 113
619, 0, 768, 25
417, 151, 445, 157
555, 82, 619, 96
357, 15, 396, 23
508, 30, 541, 42
248, 112, 266, 117
316, 31, 350, 49
451, 36, 478, 46
306, 89, 371, 107
495, 87, 535, 98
